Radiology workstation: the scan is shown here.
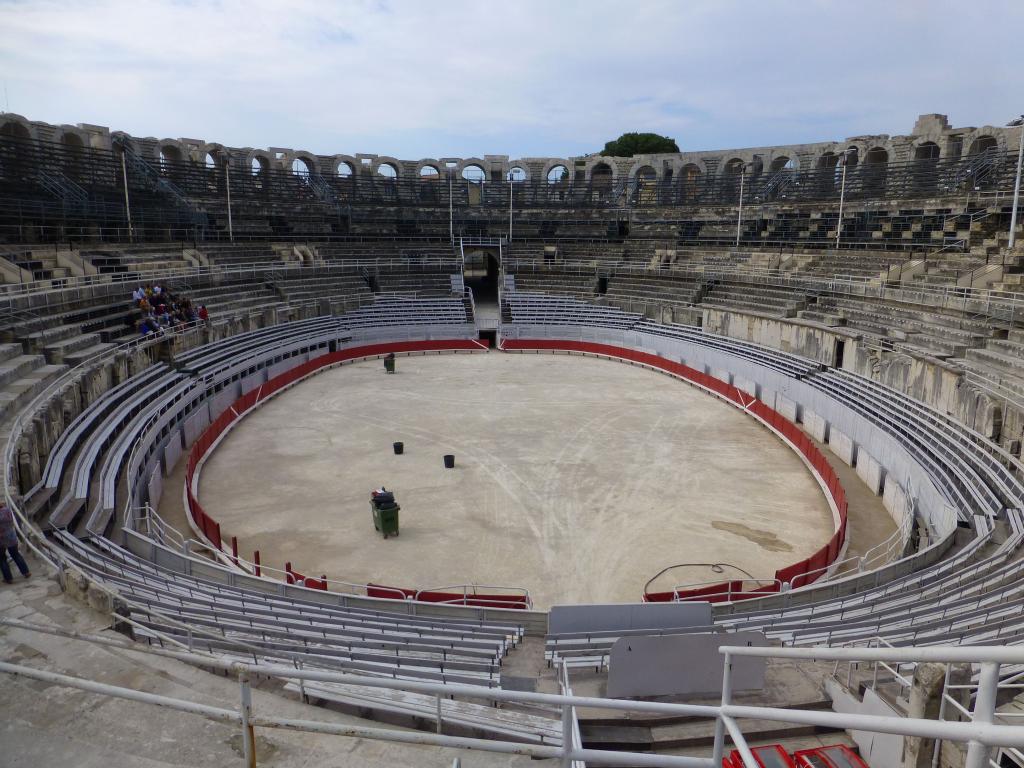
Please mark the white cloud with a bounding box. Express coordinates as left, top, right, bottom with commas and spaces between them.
0, 0, 1020, 157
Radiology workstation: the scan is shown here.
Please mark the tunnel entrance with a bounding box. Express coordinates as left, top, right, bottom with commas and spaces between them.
464, 248, 499, 302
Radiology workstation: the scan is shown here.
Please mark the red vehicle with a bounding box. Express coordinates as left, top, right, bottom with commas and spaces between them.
724, 745, 796, 768
793, 745, 868, 768
724, 744, 867, 768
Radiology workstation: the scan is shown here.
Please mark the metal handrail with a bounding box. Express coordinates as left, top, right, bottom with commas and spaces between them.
4, 617, 1024, 767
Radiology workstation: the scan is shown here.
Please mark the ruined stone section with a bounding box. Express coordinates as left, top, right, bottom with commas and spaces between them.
827, 427, 856, 467
855, 449, 885, 495
4, 111, 1019, 184
703, 308, 856, 368
901, 662, 972, 768
803, 409, 829, 443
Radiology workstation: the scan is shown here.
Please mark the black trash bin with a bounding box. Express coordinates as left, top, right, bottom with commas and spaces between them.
393, 442, 404, 455
443, 454, 455, 469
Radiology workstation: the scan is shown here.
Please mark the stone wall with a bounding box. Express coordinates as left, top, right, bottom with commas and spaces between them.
704, 306, 1005, 446
3, 111, 1019, 184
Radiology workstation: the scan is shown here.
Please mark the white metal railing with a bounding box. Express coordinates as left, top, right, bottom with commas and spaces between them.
4, 616, 1024, 768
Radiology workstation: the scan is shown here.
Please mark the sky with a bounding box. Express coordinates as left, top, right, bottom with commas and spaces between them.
0, 0, 1021, 160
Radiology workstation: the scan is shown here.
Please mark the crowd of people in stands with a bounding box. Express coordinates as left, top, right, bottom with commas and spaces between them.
129, 283, 208, 336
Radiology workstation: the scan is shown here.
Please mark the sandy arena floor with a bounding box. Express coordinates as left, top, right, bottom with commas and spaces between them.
197, 351, 837, 607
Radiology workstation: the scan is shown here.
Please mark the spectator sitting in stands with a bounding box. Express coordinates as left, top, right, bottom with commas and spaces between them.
198, 305, 210, 326
0, 502, 31, 584
132, 286, 144, 304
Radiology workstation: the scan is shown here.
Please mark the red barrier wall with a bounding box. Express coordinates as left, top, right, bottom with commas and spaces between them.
502, 339, 849, 602
184, 342, 482, 559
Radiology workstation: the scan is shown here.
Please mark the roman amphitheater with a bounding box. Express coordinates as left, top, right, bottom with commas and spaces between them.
2, 110, 1024, 768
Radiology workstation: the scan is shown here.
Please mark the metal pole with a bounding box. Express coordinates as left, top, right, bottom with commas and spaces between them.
561, 700, 573, 768
932, 664, 952, 768
966, 661, 1001, 768
735, 169, 745, 247
226, 162, 234, 243
239, 668, 256, 768
1009, 120, 1024, 250
449, 172, 454, 244
120, 151, 134, 243
509, 172, 516, 241
712, 650, 734, 766
836, 157, 848, 249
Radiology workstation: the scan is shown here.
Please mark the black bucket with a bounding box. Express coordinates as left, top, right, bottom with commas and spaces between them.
443, 454, 455, 469
393, 442, 404, 455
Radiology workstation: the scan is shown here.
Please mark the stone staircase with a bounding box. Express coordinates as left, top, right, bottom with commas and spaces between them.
0, 342, 67, 424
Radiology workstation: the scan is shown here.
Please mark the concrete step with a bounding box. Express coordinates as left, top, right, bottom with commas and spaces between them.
963, 347, 1024, 380
984, 339, 1024, 360
21, 324, 80, 353
63, 343, 117, 367
0, 364, 69, 422
43, 333, 102, 365
0, 354, 45, 389
0, 342, 25, 365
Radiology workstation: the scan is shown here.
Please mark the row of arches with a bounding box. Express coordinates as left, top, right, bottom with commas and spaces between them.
0, 113, 1013, 190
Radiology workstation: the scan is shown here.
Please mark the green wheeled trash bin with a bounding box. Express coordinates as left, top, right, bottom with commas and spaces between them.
384, 354, 396, 374
370, 492, 400, 539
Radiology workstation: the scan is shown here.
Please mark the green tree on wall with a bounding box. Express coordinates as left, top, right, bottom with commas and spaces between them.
601, 133, 680, 157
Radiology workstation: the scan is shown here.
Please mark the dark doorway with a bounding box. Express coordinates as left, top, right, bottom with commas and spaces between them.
597, 276, 609, 295
833, 339, 845, 369
479, 329, 497, 348
464, 249, 499, 302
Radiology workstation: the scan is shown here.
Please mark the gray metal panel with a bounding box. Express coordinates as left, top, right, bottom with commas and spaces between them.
182, 405, 211, 448
147, 466, 163, 509
163, 428, 183, 476
208, 384, 240, 421
608, 631, 767, 697
549, 603, 712, 635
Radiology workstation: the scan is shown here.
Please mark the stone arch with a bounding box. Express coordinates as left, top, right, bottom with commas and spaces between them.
817, 151, 839, 169
332, 155, 357, 178
455, 158, 487, 181
248, 151, 272, 175
590, 161, 614, 190
507, 163, 530, 182
678, 162, 704, 202
865, 146, 888, 164
158, 142, 185, 171
769, 155, 796, 173
416, 160, 441, 180
968, 134, 999, 156
289, 153, 318, 178
722, 157, 746, 175
584, 156, 620, 183
0, 115, 33, 141
461, 163, 487, 182
541, 159, 572, 184
53, 127, 87, 148
628, 162, 659, 181
372, 156, 402, 179
200, 144, 228, 175
913, 140, 941, 161
56, 130, 87, 178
